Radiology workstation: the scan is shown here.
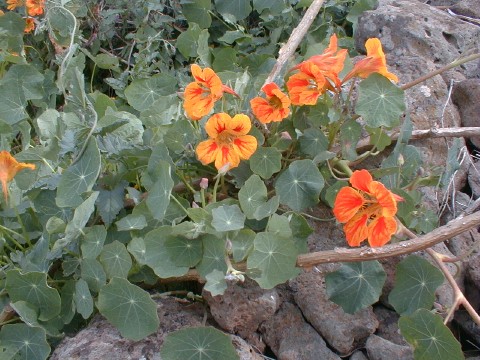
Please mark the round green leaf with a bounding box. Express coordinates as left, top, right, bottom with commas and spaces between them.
145, 160, 174, 221
355, 73, 405, 128
125, 73, 178, 111
204, 269, 228, 297
80, 258, 107, 293
81, 225, 107, 259
99, 241, 132, 279
165, 236, 203, 267
177, 23, 202, 58
299, 127, 329, 157
75, 279, 93, 319
326, 261, 386, 314
247, 232, 300, 289
399, 309, 464, 360
56, 138, 101, 208
0, 323, 50, 360
160, 327, 239, 360
238, 175, 268, 219
143, 227, 189, 278
249, 147, 282, 179
181, 0, 212, 28
389, 255, 444, 315
97, 277, 159, 341
211, 204, 245, 232
231, 229, 255, 262
197, 235, 227, 279
214, 0, 252, 22
115, 214, 147, 231
274, 159, 324, 212
6, 270, 61, 321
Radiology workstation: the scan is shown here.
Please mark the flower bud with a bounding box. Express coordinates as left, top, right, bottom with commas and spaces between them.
200, 177, 208, 189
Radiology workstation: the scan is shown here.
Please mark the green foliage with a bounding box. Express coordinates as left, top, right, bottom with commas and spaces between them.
326, 261, 386, 314
389, 256, 444, 315
97, 278, 159, 341
399, 309, 464, 360
160, 327, 239, 360
0, 0, 464, 358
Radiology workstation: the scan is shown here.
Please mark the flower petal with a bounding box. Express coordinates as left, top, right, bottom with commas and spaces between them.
344, 213, 369, 247
215, 145, 240, 170
205, 113, 230, 138
183, 83, 215, 120
196, 139, 219, 166
232, 135, 257, 160
367, 216, 397, 247
228, 114, 252, 136
333, 186, 365, 223
369, 181, 398, 217
350, 169, 373, 193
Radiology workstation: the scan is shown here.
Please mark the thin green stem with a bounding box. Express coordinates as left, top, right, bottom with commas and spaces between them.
169, 194, 190, 216
212, 174, 222, 203
13, 206, 31, 247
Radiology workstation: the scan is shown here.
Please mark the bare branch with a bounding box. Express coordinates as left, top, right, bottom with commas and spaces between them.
263, 0, 326, 86
296, 210, 480, 267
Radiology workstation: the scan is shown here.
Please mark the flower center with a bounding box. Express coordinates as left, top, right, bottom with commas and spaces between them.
216, 131, 236, 146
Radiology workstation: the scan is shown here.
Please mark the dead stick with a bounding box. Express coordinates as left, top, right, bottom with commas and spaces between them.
296, 210, 480, 267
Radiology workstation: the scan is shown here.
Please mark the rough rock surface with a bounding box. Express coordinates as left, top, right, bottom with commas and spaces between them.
365, 334, 413, 360
450, 0, 480, 19
260, 301, 341, 360
202, 279, 280, 352
357, 0, 480, 79
50, 297, 262, 360
290, 270, 378, 355
373, 305, 408, 346
452, 79, 480, 148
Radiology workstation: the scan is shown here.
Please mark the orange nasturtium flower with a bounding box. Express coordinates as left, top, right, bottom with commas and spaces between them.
183, 64, 238, 121
6, 0, 24, 11
24, 17, 35, 33
0, 151, 35, 203
26, 0, 45, 16
250, 83, 291, 124
333, 169, 402, 247
342, 38, 398, 84
196, 113, 257, 171
286, 61, 333, 106
290, 34, 347, 89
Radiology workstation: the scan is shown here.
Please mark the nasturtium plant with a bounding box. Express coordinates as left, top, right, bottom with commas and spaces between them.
0, 0, 474, 359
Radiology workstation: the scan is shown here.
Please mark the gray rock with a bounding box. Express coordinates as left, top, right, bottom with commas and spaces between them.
202, 279, 280, 352
350, 351, 369, 360
451, 0, 480, 20
366, 334, 413, 360
357, 0, 480, 79
290, 271, 378, 355
466, 252, 480, 310
452, 79, 480, 148
373, 306, 408, 346
468, 161, 480, 199
260, 301, 341, 360
50, 297, 262, 360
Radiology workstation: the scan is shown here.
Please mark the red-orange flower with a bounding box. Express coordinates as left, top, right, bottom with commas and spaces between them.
250, 83, 291, 124
290, 34, 347, 90
342, 38, 398, 83
6, 0, 24, 11
196, 113, 257, 170
333, 169, 402, 247
24, 17, 35, 33
183, 64, 238, 121
0, 151, 35, 203
286, 61, 332, 106
26, 0, 44, 16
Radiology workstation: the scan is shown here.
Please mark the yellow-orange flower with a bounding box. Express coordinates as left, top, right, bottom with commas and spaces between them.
250, 83, 291, 124
333, 169, 402, 247
196, 113, 257, 170
26, 0, 44, 16
342, 38, 398, 83
0, 151, 35, 203
6, 0, 24, 11
290, 34, 347, 89
24, 17, 35, 33
286, 61, 331, 105
183, 64, 238, 121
